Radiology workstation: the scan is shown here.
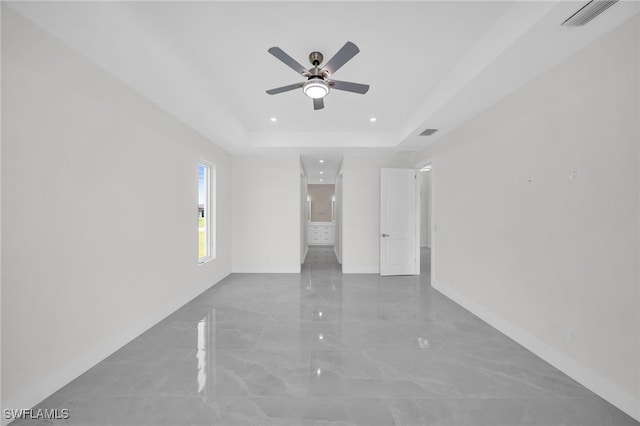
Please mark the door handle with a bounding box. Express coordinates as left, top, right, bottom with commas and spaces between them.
381, 234, 390, 237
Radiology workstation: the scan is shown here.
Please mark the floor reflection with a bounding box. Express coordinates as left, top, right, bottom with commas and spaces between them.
195, 311, 213, 395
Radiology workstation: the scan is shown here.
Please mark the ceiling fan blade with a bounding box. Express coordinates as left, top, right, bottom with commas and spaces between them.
313, 98, 324, 110
329, 79, 369, 94
323, 41, 360, 75
268, 47, 307, 75
266, 82, 304, 95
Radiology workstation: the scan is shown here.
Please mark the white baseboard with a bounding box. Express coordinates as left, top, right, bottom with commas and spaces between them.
302, 246, 309, 264
432, 279, 640, 422
333, 246, 342, 264
1, 272, 230, 426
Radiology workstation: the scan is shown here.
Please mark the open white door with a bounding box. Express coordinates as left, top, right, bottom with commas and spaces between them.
380, 168, 418, 276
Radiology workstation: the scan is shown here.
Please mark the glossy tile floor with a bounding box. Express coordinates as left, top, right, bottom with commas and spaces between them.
18, 246, 638, 425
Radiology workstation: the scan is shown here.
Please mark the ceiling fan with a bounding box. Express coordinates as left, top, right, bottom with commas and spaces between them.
265, 41, 370, 110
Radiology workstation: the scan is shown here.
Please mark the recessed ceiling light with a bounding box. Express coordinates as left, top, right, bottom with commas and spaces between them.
370, 117, 377, 122
270, 117, 277, 122
320, 179, 323, 182
320, 171, 324, 174
319, 159, 324, 163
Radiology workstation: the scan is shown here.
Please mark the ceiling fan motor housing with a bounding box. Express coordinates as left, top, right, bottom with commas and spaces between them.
308, 66, 325, 79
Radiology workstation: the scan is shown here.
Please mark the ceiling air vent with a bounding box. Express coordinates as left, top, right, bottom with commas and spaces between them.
561, 0, 618, 27
420, 129, 438, 136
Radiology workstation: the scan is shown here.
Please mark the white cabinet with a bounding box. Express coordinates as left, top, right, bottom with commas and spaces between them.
308, 222, 334, 245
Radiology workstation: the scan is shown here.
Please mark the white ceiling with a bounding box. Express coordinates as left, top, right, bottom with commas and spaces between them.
7, 1, 639, 183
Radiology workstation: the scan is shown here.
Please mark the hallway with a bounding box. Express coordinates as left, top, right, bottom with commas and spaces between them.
15, 246, 638, 425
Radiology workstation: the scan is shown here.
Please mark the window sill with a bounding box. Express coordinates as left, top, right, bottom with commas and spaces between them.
198, 256, 213, 265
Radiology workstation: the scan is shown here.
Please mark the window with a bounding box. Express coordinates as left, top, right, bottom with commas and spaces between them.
198, 163, 214, 263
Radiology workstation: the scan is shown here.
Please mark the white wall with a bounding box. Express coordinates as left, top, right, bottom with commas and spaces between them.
419, 170, 432, 248
0, 5, 4, 414
300, 160, 308, 263
1, 6, 232, 418
334, 162, 343, 264
416, 16, 639, 420
231, 155, 301, 273
341, 153, 413, 273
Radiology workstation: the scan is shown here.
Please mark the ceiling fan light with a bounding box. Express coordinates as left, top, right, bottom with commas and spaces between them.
303, 80, 329, 99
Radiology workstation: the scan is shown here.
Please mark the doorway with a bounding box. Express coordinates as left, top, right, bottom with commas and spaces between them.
379, 168, 419, 276
418, 162, 433, 282
300, 155, 343, 267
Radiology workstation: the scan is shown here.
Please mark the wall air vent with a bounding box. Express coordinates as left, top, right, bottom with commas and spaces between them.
420, 129, 438, 136
561, 0, 618, 27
